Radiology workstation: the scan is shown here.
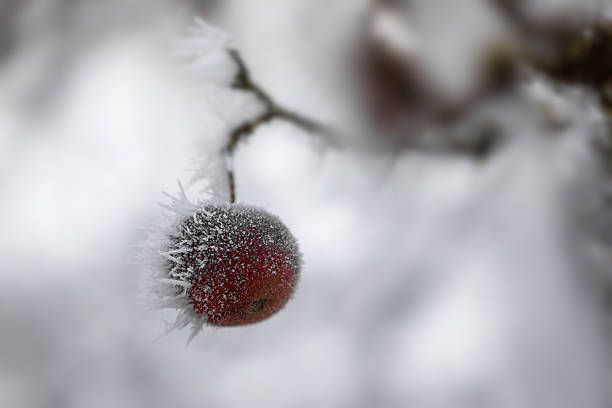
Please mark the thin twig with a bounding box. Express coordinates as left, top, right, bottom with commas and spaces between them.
227, 168, 236, 203
223, 49, 339, 202
227, 49, 339, 144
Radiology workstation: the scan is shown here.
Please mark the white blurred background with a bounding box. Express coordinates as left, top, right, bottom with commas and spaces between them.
2, 1, 612, 407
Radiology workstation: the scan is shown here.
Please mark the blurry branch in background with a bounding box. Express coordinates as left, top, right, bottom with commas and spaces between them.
352, 1, 526, 156
487, 0, 612, 167
359, 0, 612, 156
0, 0, 25, 61
489, 0, 612, 110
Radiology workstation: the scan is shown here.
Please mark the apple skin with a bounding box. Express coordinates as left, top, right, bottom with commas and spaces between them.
168, 204, 301, 326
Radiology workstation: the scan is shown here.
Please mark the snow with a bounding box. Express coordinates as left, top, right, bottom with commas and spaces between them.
1, 1, 612, 408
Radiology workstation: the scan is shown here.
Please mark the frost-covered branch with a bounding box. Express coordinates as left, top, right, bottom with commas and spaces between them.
226, 49, 338, 152
174, 19, 342, 203
223, 49, 340, 202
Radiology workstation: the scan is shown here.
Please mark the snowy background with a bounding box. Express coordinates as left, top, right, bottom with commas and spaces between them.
2, 1, 612, 407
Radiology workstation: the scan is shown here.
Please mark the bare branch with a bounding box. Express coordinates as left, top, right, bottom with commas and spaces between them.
222, 49, 340, 202
227, 49, 339, 146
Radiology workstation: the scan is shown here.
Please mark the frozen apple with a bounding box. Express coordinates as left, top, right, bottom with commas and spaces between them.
165, 204, 301, 326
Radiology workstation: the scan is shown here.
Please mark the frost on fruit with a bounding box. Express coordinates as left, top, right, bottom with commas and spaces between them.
139, 183, 301, 340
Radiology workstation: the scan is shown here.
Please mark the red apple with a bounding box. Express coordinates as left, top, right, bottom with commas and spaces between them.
167, 204, 301, 326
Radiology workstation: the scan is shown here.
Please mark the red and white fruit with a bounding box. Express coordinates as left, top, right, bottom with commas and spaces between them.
165, 204, 301, 326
